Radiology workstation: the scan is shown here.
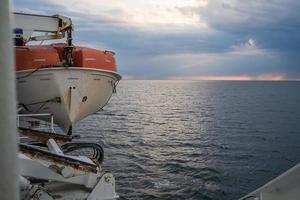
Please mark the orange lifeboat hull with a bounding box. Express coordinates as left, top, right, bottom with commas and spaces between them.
15, 43, 118, 72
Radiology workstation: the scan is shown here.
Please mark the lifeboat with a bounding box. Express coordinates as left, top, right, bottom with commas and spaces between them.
16, 43, 121, 133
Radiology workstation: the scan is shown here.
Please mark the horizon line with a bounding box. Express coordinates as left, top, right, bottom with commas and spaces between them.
121, 79, 300, 81
121, 74, 300, 81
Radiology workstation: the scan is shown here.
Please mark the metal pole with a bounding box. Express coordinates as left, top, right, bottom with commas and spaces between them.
51, 114, 54, 133
0, 0, 19, 199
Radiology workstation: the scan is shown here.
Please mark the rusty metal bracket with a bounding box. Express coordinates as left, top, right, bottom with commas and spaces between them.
20, 144, 97, 173
19, 127, 72, 145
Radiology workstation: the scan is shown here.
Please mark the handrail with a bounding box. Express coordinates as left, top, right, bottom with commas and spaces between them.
17, 113, 55, 133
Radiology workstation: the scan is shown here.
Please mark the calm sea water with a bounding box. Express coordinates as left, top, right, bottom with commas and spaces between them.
75, 80, 300, 200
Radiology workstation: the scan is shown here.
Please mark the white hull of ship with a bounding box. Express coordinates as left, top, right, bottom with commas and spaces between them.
17, 67, 121, 132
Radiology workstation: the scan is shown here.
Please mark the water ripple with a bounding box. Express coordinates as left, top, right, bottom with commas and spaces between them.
75, 80, 300, 200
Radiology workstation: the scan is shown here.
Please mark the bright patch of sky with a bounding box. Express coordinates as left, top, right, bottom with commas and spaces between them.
46, 0, 208, 29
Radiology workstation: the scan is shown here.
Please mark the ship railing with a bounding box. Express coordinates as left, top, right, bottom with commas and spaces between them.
17, 113, 55, 133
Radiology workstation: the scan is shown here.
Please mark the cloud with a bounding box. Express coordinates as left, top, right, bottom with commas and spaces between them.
232, 38, 256, 51
230, 38, 270, 55
198, 0, 300, 52
199, 0, 300, 32
13, 0, 300, 80
41, 0, 208, 30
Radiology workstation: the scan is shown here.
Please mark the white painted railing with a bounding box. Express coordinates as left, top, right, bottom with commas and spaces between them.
17, 113, 55, 133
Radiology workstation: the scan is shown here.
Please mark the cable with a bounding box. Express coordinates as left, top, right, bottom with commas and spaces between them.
241, 196, 258, 200
19, 97, 61, 113
61, 142, 104, 164
17, 65, 52, 80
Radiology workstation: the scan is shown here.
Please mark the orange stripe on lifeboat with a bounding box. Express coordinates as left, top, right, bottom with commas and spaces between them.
15, 43, 118, 73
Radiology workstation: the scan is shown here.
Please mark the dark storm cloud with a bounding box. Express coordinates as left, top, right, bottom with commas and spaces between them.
200, 1, 300, 31
198, 0, 300, 51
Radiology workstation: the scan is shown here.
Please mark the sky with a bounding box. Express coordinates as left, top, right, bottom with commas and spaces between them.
13, 0, 300, 80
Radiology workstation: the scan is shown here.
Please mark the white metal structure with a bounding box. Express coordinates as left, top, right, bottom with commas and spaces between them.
13, 12, 73, 43
17, 113, 55, 132
0, 1, 19, 199
240, 164, 300, 200
19, 139, 118, 200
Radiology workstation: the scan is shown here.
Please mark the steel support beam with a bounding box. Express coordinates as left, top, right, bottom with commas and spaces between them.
0, 1, 19, 199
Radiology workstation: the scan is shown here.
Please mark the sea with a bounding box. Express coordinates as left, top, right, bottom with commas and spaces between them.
74, 80, 300, 200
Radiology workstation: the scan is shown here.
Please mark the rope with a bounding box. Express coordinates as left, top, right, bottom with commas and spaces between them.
112, 80, 119, 93
17, 65, 52, 80
19, 97, 61, 113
